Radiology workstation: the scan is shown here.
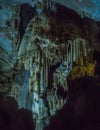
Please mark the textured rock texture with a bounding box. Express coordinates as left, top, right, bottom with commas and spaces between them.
7, 0, 100, 21
0, 1, 100, 130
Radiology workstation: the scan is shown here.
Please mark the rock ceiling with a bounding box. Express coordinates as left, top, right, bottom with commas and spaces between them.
55, 0, 100, 21
7, 0, 100, 21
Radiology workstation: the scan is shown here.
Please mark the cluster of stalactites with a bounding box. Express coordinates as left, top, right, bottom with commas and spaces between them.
49, 38, 88, 87
18, 13, 88, 98
18, 14, 88, 130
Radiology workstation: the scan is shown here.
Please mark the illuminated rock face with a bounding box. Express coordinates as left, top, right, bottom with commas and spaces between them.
0, 1, 100, 130
18, 13, 88, 129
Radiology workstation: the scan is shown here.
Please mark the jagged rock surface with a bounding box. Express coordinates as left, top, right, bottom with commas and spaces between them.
0, 1, 100, 130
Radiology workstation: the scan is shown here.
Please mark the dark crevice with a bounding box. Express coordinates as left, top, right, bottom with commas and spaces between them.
19, 3, 36, 41
48, 62, 61, 89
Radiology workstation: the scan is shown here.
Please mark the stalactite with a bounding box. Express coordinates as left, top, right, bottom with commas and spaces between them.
71, 41, 73, 64
75, 39, 77, 61
73, 40, 76, 61
40, 50, 44, 94
77, 39, 79, 61
29, 77, 32, 92
75, 38, 78, 60
66, 46, 68, 68
43, 49, 46, 89
45, 56, 48, 88
78, 40, 80, 60
69, 43, 71, 65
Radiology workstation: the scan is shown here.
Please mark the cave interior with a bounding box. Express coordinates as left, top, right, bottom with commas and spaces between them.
0, 0, 100, 130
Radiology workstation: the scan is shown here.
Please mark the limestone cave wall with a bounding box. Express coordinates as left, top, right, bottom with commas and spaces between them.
0, 1, 100, 130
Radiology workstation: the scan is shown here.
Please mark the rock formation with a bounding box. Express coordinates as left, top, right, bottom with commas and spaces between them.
0, 0, 100, 130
